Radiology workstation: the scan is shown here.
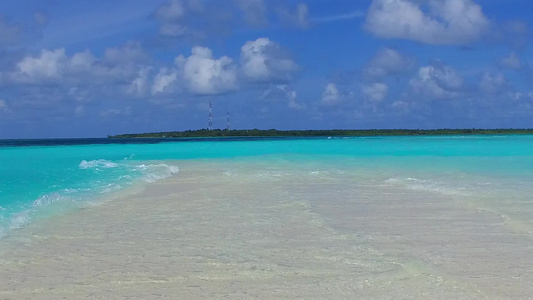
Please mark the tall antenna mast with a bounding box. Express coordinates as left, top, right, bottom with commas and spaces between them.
226, 112, 230, 131
208, 102, 213, 130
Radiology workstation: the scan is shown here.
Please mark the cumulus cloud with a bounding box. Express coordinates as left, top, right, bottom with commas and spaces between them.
176, 46, 237, 95
499, 52, 523, 70
70, 50, 97, 72
12, 44, 146, 85
363, 82, 388, 102
391, 100, 410, 113
479, 72, 509, 94
321, 83, 340, 105
127, 67, 152, 96
241, 38, 298, 83
363, 48, 414, 79
151, 67, 178, 95
67, 87, 91, 103
103, 41, 148, 65
410, 62, 463, 99
153, 0, 225, 39
365, 0, 490, 45
235, 0, 268, 27
15, 48, 68, 80
280, 85, 304, 110
156, 0, 185, 21
7, 38, 299, 103
155, 0, 187, 37
261, 84, 303, 109
5, 42, 155, 109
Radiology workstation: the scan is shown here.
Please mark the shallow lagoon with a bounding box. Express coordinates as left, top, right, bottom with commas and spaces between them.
1, 136, 532, 298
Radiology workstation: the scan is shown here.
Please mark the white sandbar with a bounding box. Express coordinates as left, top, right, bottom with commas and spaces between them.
1, 160, 531, 299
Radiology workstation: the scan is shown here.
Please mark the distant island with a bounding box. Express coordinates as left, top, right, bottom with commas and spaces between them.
109, 128, 533, 138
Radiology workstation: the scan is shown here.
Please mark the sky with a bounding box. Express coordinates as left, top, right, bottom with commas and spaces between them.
0, 0, 532, 138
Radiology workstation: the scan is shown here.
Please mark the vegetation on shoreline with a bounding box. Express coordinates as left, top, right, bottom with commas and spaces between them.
109, 128, 533, 138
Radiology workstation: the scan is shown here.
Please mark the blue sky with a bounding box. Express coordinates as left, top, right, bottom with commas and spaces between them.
0, 0, 532, 138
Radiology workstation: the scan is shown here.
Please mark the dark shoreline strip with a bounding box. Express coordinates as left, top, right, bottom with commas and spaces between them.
109, 128, 533, 139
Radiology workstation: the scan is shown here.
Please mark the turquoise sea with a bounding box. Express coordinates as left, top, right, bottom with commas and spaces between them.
1, 135, 532, 239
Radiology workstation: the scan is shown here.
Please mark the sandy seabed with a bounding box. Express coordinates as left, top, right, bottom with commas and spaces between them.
0, 160, 531, 299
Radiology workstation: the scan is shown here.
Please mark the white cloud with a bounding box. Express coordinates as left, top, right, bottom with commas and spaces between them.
391, 100, 409, 113
68, 87, 91, 102
127, 67, 152, 96
153, 0, 205, 38
103, 41, 147, 65
410, 63, 463, 99
363, 82, 388, 102
321, 83, 340, 105
365, 0, 490, 45
261, 84, 304, 109
155, 0, 186, 37
6, 43, 155, 107
278, 3, 309, 29
280, 85, 304, 110
176, 46, 237, 95
155, 0, 185, 22
160, 23, 188, 37
70, 50, 97, 72
500, 52, 523, 70
152, 68, 178, 95
295, 3, 309, 28
479, 72, 508, 94
16, 48, 68, 80
9, 48, 141, 85
235, 0, 268, 27
241, 38, 298, 83
363, 48, 413, 79
11, 42, 149, 87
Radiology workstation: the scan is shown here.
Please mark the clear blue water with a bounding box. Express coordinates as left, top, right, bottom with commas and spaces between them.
1, 135, 532, 238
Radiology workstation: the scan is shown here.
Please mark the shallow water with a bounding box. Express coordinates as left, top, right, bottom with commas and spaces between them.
0, 136, 532, 298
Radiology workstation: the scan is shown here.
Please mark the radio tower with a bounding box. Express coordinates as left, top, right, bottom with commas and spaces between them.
226, 112, 230, 131
208, 102, 213, 130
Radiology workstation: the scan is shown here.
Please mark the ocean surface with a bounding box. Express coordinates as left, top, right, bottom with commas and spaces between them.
1, 135, 532, 239
1, 135, 533, 298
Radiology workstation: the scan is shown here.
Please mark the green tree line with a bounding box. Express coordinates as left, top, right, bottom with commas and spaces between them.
109, 128, 533, 138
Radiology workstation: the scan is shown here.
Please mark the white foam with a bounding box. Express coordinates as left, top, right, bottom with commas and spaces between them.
9, 210, 31, 230
100, 183, 122, 193
123, 154, 135, 160
79, 159, 119, 170
136, 163, 180, 183
32, 192, 67, 207
385, 177, 468, 196
0, 161, 180, 240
